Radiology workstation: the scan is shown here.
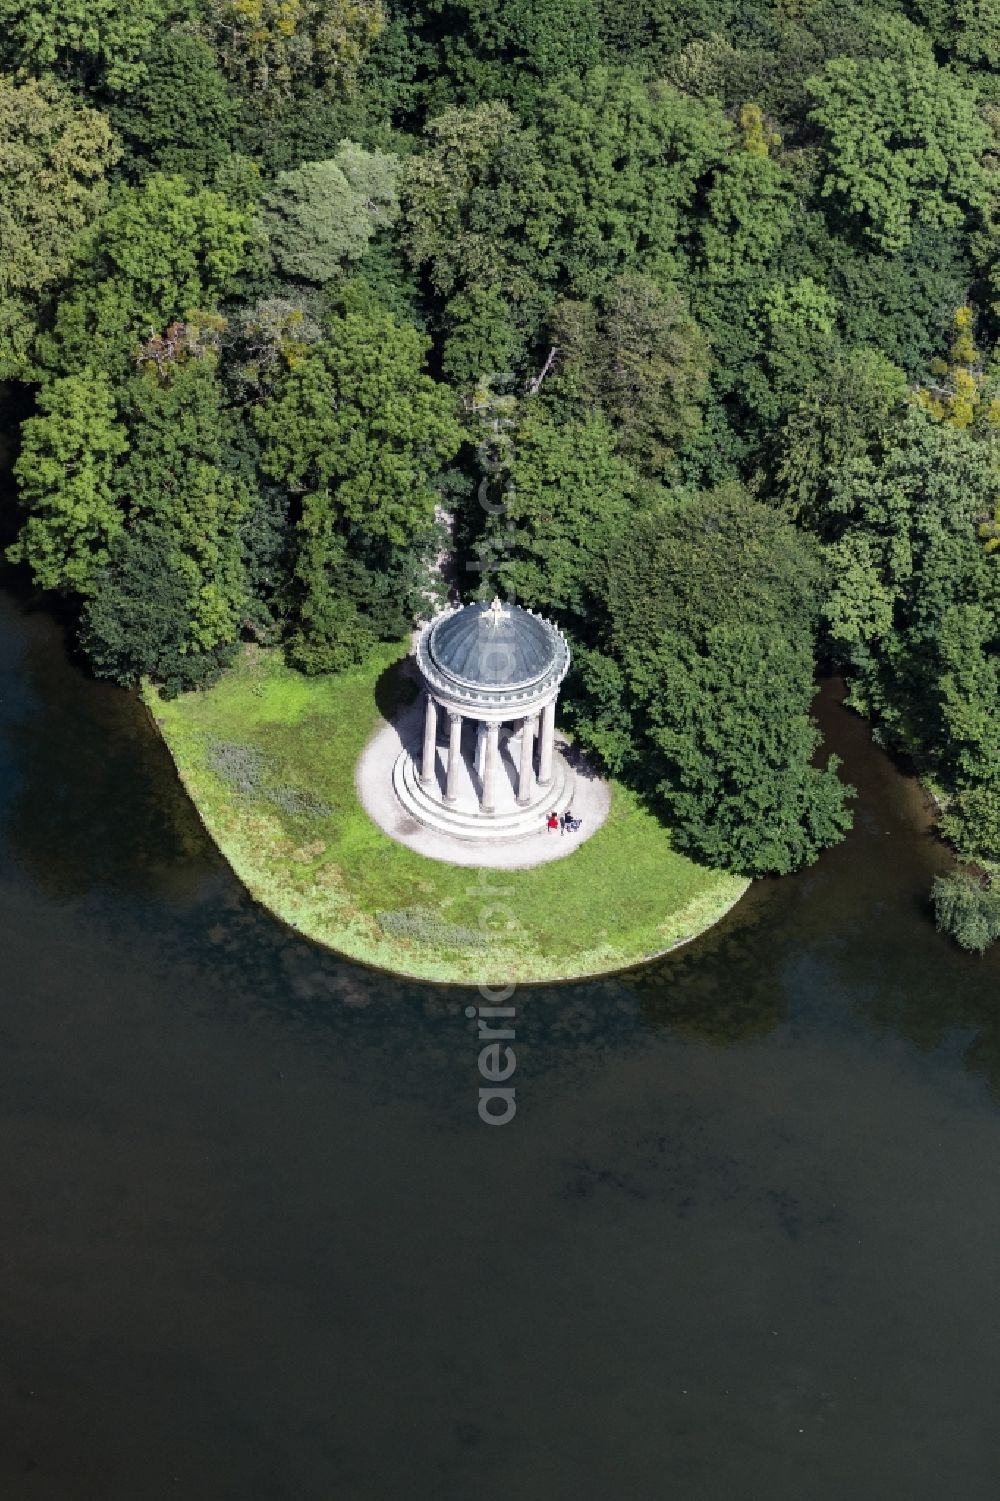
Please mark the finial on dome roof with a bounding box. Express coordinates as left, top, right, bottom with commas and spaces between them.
484, 596, 511, 629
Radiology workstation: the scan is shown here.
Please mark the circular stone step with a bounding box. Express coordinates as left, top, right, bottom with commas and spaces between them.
393, 746, 577, 842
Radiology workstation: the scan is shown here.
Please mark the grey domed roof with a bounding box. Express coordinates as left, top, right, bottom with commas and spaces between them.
416, 598, 570, 708
430, 600, 556, 686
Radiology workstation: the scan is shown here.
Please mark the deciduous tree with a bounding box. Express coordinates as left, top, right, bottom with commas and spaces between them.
256, 310, 461, 668
256, 310, 461, 542
569, 486, 851, 875
110, 26, 237, 182
551, 274, 710, 475
115, 359, 252, 655
42, 173, 251, 372
260, 143, 401, 283
501, 403, 642, 617
9, 371, 128, 593
204, 0, 384, 104
0, 76, 119, 378
0, 0, 165, 89
807, 48, 990, 251
534, 66, 725, 298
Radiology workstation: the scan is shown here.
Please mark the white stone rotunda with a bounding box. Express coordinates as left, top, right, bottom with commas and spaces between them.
392, 597, 574, 842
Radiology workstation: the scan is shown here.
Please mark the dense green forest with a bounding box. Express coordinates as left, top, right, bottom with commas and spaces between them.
3, 0, 1000, 927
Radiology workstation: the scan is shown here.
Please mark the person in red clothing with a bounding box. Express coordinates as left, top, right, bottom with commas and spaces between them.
546, 812, 559, 832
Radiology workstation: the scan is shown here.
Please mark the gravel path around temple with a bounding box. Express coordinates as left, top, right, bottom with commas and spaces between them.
355, 700, 611, 868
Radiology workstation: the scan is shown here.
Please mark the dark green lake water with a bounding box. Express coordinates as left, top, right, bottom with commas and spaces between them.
1, 584, 999, 1500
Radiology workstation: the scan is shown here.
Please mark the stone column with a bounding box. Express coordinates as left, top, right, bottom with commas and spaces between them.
537, 698, 556, 788
420, 694, 438, 787
481, 722, 500, 815
444, 711, 463, 803
517, 714, 537, 805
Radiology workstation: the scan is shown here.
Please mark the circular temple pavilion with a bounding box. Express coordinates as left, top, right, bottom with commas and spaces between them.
392, 597, 575, 843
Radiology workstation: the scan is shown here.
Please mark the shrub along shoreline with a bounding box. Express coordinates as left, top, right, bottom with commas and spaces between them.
146, 643, 750, 985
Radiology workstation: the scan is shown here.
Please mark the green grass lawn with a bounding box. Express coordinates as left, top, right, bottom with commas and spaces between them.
146, 643, 749, 984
